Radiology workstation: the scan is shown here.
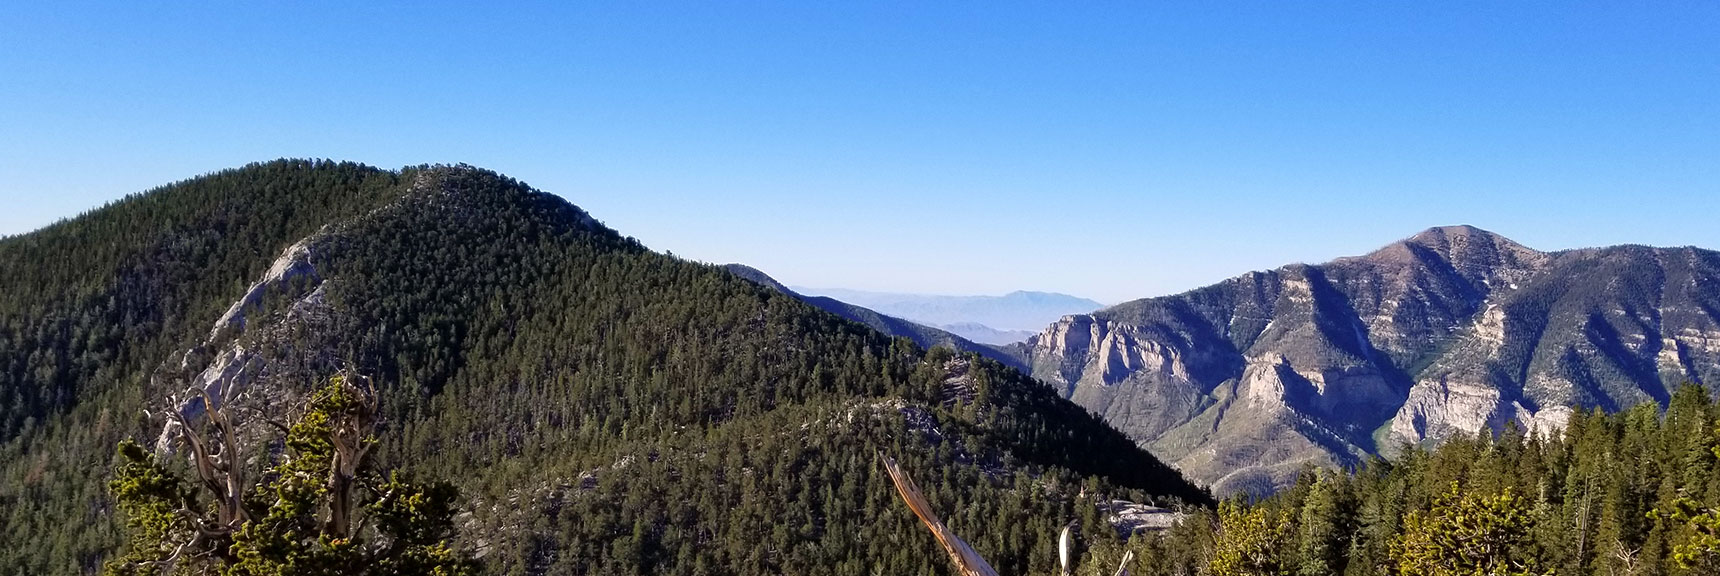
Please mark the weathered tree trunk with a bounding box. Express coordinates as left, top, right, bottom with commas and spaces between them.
322, 373, 378, 539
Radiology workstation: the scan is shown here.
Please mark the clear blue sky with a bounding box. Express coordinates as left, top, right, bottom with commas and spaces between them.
2, 2, 1716, 303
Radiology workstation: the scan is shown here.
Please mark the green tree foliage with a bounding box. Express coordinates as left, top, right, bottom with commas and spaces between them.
1296, 472, 1351, 576
104, 376, 477, 576
2, 160, 404, 575
1654, 415, 1720, 574
0, 161, 1208, 575
1128, 383, 1720, 576
1658, 496, 1720, 574
1210, 499, 1293, 576
1390, 484, 1544, 576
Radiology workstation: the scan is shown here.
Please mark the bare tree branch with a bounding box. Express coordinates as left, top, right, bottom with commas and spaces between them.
879, 453, 1001, 576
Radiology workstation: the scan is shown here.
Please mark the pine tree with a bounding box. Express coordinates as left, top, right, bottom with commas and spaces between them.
1391, 483, 1546, 576
105, 375, 477, 576
1297, 472, 1348, 576
1211, 499, 1293, 576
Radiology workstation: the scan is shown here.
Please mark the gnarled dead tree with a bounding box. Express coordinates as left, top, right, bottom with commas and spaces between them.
123, 371, 383, 574
131, 385, 252, 573
317, 372, 379, 539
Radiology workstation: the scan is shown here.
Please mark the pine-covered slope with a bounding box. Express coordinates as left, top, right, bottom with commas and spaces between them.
1012, 226, 1720, 496
0, 161, 1207, 575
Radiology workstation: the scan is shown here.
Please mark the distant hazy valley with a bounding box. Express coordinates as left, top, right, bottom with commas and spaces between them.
789, 287, 1103, 345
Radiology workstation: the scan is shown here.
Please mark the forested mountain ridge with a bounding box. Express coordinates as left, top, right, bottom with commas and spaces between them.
0, 160, 1207, 575
722, 264, 1021, 369
1010, 225, 1720, 497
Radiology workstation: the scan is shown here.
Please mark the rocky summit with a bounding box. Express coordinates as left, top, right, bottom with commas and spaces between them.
1008, 225, 1720, 496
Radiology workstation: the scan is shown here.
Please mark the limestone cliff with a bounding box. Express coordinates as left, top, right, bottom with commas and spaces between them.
1013, 226, 1720, 496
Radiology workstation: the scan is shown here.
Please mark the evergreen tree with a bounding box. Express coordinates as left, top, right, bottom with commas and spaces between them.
1390, 483, 1545, 576
105, 375, 477, 576
1210, 499, 1293, 576
1296, 472, 1349, 576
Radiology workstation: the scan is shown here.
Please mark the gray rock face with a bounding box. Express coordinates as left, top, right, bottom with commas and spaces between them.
156, 235, 338, 454
1103, 499, 1186, 535
206, 234, 322, 340
1013, 226, 1720, 496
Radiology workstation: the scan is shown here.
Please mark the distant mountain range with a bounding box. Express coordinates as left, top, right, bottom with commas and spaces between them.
790, 287, 1104, 343
1006, 225, 1720, 496
933, 322, 1039, 346
723, 264, 1020, 363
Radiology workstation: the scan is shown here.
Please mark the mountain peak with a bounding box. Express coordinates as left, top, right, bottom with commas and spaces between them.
1402, 225, 1544, 276
2, 162, 1209, 572
1403, 225, 1526, 252
1023, 223, 1719, 496
1349, 225, 1543, 278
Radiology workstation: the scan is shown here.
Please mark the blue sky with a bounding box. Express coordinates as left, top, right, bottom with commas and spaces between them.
2, 2, 1716, 303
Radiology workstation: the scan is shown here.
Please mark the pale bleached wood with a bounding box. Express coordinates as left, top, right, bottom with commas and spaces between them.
879, 454, 1002, 576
